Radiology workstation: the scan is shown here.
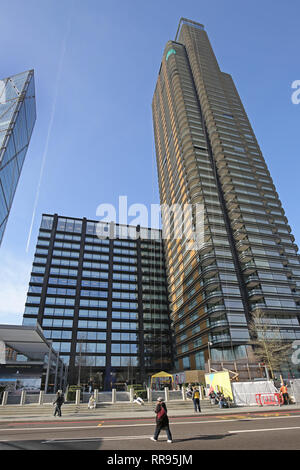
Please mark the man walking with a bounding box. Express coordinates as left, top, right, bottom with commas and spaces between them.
150, 397, 173, 443
192, 386, 201, 412
53, 390, 65, 417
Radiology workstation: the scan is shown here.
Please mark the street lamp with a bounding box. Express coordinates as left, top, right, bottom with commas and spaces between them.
208, 341, 213, 373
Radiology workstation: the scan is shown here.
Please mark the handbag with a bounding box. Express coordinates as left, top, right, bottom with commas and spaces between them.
157, 405, 166, 420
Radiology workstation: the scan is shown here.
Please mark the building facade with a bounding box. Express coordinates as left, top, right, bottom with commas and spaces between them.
0, 70, 36, 246
152, 18, 300, 375
22, 214, 173, 389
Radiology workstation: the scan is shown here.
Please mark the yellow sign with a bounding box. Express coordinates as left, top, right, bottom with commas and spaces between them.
205, 371, 233, 400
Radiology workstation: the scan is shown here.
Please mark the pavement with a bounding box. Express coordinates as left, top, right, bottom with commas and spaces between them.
1, 401, 299, 422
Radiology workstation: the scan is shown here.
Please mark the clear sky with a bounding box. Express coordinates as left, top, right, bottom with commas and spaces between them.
0, 0, 299, 324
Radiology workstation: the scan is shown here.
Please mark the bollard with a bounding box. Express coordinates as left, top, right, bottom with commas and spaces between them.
164, 387, 169, 402
1, 391, 8, 406
20, 390, 26, 406
182, 386, 186, 401
130, 387, 134, 403
147, 387, 152, 403
38, 390, 44, 405
112, 388, 116, 404
94, 389, 99, 403
75, 389, 81, 405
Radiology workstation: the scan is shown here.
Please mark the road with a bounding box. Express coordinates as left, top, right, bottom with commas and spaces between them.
0, 410, 300, 451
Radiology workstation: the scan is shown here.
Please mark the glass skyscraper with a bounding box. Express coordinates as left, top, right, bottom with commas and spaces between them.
22, 214, 173, 389
152, 19, 300, 375
0, 70, 36, 246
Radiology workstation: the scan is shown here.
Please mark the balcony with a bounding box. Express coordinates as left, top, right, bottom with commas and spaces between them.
248, 289, 264, 301
238, 251, 253, 263
225, 197, 239, 211
201, 277, 220, 292
205, 304, 226, 316
250, 303, 266, 312
209, 320, 229, 331
245, 275, 260, 288
203, 290, 223, 304
199, 251, 216, 266
201, 264, 218, 278
236, 238, 250, 251
209, 334, 231, 345
242, 262, 256, 275
233, 228, 247, 241
230, 218, 244, 230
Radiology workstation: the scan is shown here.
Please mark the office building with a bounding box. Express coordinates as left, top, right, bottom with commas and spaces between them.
0, 70, 36, 245
22, 214, 172, 388
152, 18, 300, 375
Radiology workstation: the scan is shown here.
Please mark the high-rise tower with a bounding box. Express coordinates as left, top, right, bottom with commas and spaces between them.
0, 70, 36, 246
152, 19, 300, 375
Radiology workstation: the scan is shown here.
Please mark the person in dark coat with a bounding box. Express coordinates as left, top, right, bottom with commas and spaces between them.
53, 390, 65, 417
150, 397, 173, 443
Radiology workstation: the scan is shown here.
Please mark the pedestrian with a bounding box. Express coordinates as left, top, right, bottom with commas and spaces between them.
133, 393, 145, 406
88, 394, 96, 410
218, 394, 228, 409
150, 397, 173, 443
192, 386, 201, 412
186, 384, 193, 398
53, 390, 65, 417
208, 389, 217, 405
280, 383, 289, 405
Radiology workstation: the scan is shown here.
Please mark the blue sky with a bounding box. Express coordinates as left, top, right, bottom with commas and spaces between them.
0, 0, 299, 324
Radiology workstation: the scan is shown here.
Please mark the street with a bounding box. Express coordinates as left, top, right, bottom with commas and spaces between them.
0, 409, 300, 451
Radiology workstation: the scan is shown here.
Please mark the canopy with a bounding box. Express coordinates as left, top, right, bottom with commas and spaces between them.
150, 371, 174, 390
151, 371, 173, 378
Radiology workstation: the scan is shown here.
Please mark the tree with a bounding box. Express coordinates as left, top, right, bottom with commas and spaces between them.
248, 309, 292, 379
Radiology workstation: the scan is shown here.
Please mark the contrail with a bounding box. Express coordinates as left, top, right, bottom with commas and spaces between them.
26, 18, 71, 252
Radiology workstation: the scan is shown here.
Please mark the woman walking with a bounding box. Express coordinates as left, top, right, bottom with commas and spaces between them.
150, 397, 173, 443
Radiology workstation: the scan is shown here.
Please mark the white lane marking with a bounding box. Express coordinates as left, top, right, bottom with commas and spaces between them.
1, 414, 300, 434
230, 426, 300, 434
43, 435, 153, 443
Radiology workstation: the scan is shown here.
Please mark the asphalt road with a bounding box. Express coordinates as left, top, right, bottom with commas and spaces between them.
1, 410, 300, 452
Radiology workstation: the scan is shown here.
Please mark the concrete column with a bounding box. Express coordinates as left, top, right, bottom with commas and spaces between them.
164, 387, 169, 402
53, 353, 59, 392
130, 387, 134, 403
182, 386, 186, 401
44, 347, 52, 394
1, 391, 8, 406
75, 389, 81, 405
38, 390, 44, 405
112, 389, 116, 403
20, 390, 26, 406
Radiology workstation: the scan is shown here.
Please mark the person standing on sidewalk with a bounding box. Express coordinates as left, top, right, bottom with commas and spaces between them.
53, 390, 65, 417
280, 383, 289, 405
192, 386, 201, 412
150, 397, 173, 443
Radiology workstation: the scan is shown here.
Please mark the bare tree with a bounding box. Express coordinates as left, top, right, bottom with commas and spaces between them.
248, 309, 292, 379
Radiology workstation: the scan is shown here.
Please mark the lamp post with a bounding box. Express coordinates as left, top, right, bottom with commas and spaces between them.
208, 341, 213, 373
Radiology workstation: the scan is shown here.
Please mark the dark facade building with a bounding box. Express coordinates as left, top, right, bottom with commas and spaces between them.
152, 18, 300, 375
0, 70, 36, 246
22, 214, 173, 389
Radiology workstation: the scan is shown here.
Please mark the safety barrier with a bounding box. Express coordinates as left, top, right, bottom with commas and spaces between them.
255, 393, 283, 406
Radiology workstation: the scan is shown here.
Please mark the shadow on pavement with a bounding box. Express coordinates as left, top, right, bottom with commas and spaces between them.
174, 433, 235, 443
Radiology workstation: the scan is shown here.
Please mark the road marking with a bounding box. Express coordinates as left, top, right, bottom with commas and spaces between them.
1, 414, 300, 434
229, 426, 300, 434
43, 435, 153, 443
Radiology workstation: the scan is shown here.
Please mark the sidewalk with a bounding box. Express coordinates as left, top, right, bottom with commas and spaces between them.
0, 402, 299, 423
